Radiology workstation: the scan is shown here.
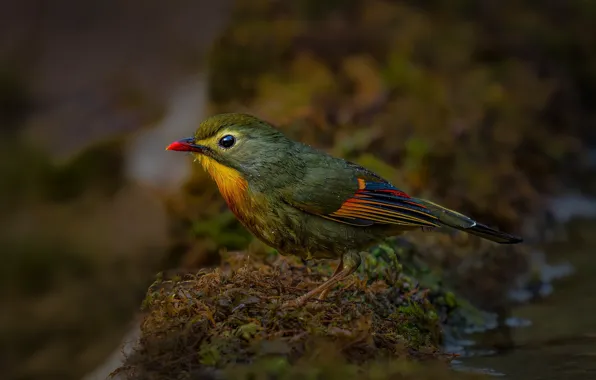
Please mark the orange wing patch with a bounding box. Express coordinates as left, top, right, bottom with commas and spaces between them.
357, 178, 366, 190
327, 179, 440, 228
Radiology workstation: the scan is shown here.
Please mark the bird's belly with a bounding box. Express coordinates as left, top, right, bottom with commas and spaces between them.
232, 197, 385, 260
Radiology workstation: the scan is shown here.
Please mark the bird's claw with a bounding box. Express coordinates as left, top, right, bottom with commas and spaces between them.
281, 295, 309, 309
317, 289, 330, 301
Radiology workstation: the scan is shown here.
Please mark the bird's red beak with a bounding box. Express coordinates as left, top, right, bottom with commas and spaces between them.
165, 137, 206, 153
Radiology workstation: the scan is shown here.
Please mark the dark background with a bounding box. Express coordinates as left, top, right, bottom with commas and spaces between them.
2, 1, 596, 379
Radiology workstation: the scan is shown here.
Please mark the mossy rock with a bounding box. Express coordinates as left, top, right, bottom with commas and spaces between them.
116, 251, 464, 379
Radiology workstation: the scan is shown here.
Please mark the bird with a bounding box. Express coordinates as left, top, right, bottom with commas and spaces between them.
166, 113, 522, 307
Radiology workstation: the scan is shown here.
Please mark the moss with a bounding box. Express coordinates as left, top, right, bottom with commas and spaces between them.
117, 250, 460, 379
359, 237, 498, 339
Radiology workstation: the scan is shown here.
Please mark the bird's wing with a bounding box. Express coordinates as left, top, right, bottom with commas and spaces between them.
280, 160, 440, 228
321, 177, 441, 227
279, 153, 521, 244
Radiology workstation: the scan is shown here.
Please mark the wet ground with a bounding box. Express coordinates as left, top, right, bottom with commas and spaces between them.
458, 217, 596, 379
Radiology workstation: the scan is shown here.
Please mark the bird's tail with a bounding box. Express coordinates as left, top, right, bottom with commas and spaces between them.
414, 198, 523, 244
461, 221, 523, 244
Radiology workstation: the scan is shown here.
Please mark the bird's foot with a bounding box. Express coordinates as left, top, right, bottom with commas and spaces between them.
317, 288, 331, 301
281, 251, 362, 309
281, 284, 329, 309
274, 254, 293, 268
281, 294, 310, 309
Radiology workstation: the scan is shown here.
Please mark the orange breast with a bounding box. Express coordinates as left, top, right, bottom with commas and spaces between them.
199, 156, 249, 214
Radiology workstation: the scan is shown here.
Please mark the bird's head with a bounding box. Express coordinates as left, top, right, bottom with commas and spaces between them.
166, 113, 293, 183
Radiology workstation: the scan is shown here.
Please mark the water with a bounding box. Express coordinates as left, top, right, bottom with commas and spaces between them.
457, 218, 596, 379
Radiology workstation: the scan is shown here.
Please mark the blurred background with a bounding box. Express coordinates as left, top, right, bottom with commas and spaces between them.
2, 0, 596, 379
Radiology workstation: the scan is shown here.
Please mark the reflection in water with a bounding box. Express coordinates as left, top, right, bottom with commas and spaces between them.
457, 218, 596, 379
461, 335, 596, 379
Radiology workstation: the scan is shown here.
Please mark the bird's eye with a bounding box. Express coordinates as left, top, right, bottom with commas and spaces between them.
218, 134, 236, 149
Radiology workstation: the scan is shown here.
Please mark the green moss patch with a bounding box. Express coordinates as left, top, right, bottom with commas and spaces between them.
116, 250, 468, 379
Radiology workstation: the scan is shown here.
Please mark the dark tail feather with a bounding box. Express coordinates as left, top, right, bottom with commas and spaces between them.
413, 198, 523, 244
464, 222, 523, 244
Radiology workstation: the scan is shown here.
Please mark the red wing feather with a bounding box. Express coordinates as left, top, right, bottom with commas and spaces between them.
326, 179, 440, 228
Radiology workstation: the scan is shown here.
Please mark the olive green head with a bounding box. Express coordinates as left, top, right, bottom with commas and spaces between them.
166, 113, 293, 178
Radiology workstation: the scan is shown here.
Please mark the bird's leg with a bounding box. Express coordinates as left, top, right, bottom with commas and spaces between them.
284, 251, 361, 308
317, 257, 344, 300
